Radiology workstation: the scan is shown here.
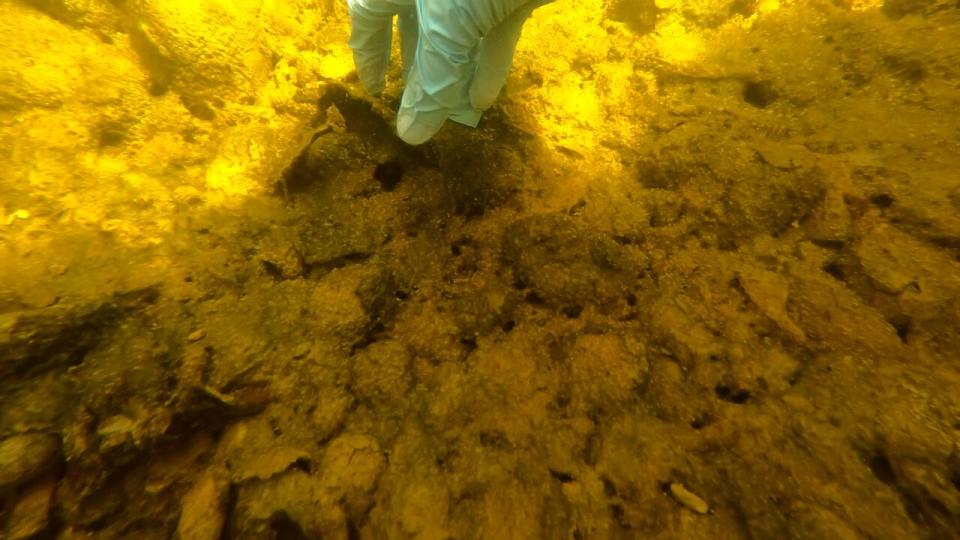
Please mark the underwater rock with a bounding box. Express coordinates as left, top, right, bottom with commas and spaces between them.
320, 433, 385, 519
882, 0, 952, 19
737, 265, 806, 342
215, 414, 316, 485
787, 256, 907, 359
855, 225, 960, 299
502, 214, 644, 312
14, 0, 124, 30
0, 2, 137, 111
3, 0, 960, 537
175, 385, 270, 430
230, 469, 346, 540
175, 472, 230, 540
645, 189, 686, 228
0, 433, 60, 492
96, 415, 139, 454
724, 165, 826, 245
351, 340, 412, 405
0, 287, 159, 381
805, 189, 853, 247
215, 405, 317, 484
126, 0, 270, 105
607, 0, 660, 35
320, 433, 385, 495
683, 0, 758, 27
309, 389, 353, 444
309, 269, 372, 344
786, 503, 861, 540
296, 216, 386, 276
4, 475, 56, 540
295, 131, 362, 192
569, 334, 648, 411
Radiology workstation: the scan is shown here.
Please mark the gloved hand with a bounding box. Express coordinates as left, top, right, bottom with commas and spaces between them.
347, 0, 553, 145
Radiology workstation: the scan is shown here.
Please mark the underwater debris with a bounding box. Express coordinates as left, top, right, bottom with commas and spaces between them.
669, 482, 710, 515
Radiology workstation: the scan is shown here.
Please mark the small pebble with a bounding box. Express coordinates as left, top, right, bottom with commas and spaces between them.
188, 329, 207, 342
669, 482, 710, 515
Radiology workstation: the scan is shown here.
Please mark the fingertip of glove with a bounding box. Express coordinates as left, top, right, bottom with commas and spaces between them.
469, 85, 498, 112
470, 95, 496, 112
397, 107, 447, 146
360, 77, 386, 96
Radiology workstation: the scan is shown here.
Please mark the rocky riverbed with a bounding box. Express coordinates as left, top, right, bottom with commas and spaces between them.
2, 0, 960, 538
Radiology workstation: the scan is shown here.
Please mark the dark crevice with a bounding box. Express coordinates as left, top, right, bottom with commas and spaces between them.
609, 503, 629, 528
374, 161, 404, 192
278, 151, 316, 195
347, 517, 362, 540
690, 413, 714, 430
479, 430, 510, 449
305, 252, 373, 279
292, 458, 312, 474
743, 80, 778, 108
1, 286, 159, 383
460, 337, 478, 352
869, 193, 895, 208
583, 433, 601, 466
261, 260, 287, 281
822, 261, 845, 281
887, 314, 912, 343
351, 321, 386, 355
811, 239, 845, 250
220, 484, 239, 540
715, 384, 751, 404
601, 476, 618, 497
867, 453, 897, 485
549, 469, 576, 483
318, 84, 396, 140
269, 512, 311, 540
525, 291, 545, 305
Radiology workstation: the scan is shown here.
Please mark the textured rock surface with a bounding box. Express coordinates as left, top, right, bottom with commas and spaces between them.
2, 0, 960, 538
0, 434, 60, 491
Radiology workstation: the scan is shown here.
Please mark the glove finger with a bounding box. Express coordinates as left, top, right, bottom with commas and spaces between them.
348, 0, 405, 94
397, 0, 552, 144
468, 2, 538, 111
397, 7, 418, 82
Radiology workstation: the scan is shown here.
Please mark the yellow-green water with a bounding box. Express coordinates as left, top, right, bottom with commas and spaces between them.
2, 1, 960, 538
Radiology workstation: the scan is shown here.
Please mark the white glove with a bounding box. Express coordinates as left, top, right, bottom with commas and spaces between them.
348, 0, 553, 144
